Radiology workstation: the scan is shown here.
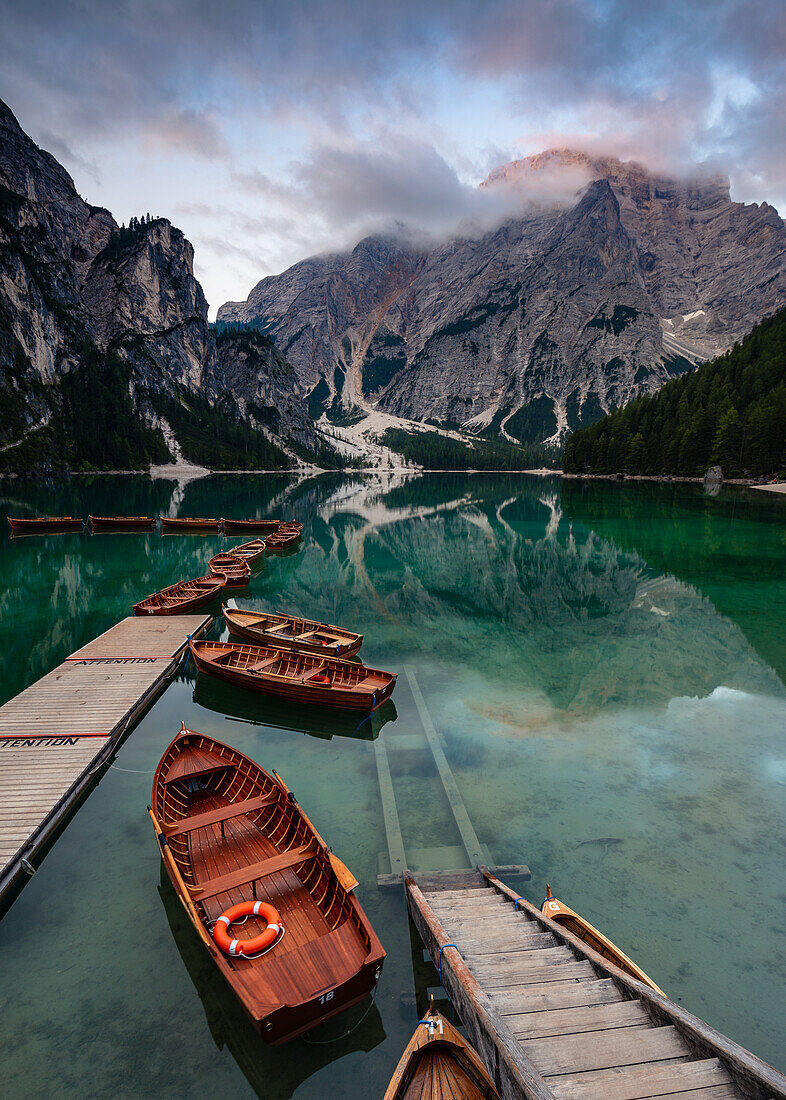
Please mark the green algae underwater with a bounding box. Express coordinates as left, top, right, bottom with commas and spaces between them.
0, 471, 783, 1097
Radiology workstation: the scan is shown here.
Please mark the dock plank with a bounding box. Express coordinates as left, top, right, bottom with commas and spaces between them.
509, 1001, 650, 1040
522, 1025, 691, 1076
0, 614, 210, 908
495, 979, 624, 1015
548, 1057, 734, 1100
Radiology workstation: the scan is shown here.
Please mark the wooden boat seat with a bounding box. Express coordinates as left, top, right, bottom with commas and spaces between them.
246, 657, 281, 673
188, 843, 317, 901
163, 793, 279, 837
266, 623, 290, 633
301, 665, 329, 682
296, 630, 318, 639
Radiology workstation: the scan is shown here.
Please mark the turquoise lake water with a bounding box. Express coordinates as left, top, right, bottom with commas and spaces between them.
0, 472, 783, 1097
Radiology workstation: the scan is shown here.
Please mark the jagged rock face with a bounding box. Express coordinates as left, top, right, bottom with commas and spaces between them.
220, 149, 786, 442
82, 219, 212, 392
0, 98, 318, 465
205, 329, 318, 452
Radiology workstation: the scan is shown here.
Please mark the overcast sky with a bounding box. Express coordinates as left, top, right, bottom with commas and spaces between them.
1, 0, 784, 315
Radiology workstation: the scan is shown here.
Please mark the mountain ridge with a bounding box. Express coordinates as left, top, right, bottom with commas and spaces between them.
220, 148, 786, 444
0, 99, 322, 471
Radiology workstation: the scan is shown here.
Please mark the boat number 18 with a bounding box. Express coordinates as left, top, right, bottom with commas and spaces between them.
318, 991, 334, 1004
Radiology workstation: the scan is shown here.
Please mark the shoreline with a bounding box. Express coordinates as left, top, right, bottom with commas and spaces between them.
0, 466, 781, 490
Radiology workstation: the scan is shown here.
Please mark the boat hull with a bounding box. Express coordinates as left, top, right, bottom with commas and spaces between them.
7, 516, 83, 531
89, 516, 156, 530
134, 575, 226, 615
191, 642, 396, 711
542, 890, 665, 995
224, 609, 363, 658
208, 554, 251, 587
221, 518, 281, 532
384, 1007, 499, 1099
161, 518, 220, 532
150, 728, 385, 1044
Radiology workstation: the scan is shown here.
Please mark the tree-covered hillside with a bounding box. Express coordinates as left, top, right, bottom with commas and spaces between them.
563, 308, 786, 477
381, 428, 559, 470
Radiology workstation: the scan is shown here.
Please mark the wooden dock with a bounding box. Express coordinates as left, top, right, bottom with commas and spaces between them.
376, 665, 530, 887
0, 614, 211, 909
407, 868, 786, 1100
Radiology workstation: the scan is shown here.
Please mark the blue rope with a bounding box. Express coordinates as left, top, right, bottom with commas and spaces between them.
438, 943, 457, 980
351, 693, 380, 736
515, 897, 526, 911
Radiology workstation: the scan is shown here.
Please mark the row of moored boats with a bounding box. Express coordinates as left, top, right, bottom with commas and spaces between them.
13, 509, 666, 1095
7, 514, 295, 533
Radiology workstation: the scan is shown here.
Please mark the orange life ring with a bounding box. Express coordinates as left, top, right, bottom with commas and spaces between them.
212, 900, 282, 957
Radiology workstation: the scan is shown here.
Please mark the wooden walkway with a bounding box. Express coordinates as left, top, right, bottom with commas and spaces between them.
407, 868, 786, 1100
0, 614, 211, 908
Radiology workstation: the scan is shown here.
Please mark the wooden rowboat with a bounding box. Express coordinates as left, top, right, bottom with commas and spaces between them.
149, 725, 385, 1043
190, 640, 396, 711
384, 1001, 498, 1099
228, 539, 267, 567
161, 517, 220, 532
89, 515, 156, 530
134, 573, 227, 615
223, 606, 363, 658
209, 553, 251, 587
7, 516, 83, 532
265, 529, 302, 552
541, 885, 665, 995
221, 518, 281, 533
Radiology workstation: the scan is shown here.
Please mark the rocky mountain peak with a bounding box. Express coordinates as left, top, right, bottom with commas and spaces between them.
221, 145, 785, 444
482, 147, 732, 209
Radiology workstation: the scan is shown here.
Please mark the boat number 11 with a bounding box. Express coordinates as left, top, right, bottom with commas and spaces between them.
318, 991, 334, 1004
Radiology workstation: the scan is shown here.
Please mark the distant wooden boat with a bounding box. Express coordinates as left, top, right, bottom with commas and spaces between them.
89, 515, 156, 530
149, 725, 385, 1043
223, 606, 363, 658
208, 553, 251, 587
190, 640, 396, 711
194, 673, 397, 742
7, 516, 83, 532
134, 573, 227, 615
221, 518, 281, 533
228, 539, 267, 567
265, 528, 302, 552
384, 1001, 498, 1100
542, 885, 665, 995
161, 517, 220, 532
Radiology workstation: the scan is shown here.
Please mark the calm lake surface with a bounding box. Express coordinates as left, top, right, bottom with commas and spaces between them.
0, 472, 784, 1097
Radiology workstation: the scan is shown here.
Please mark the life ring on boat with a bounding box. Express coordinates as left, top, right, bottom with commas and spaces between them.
212, 900, 282, 957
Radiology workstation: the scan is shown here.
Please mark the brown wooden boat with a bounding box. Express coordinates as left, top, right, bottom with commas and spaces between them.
190, 640, 396, 711
208, 553, 251, 587
223, 606, 363, 658
7, 516, 83, 532
161, 517, 220, 532
149, 725, 385, 1043
228, 539, 267, 567
542, 885, 665, 995
221, 518, 281, 533
265, 528, 302, 552
384, 1001, 498, 1099
133, 573, 227, 615
89, 515, 156, 530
